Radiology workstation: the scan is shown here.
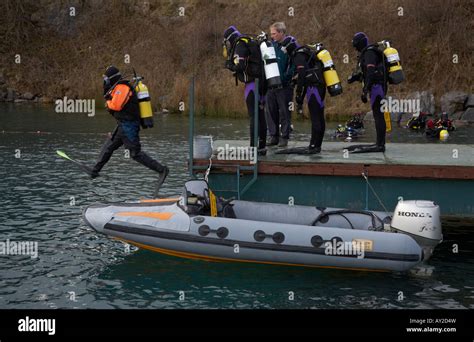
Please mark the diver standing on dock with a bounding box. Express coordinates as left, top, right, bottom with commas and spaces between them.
88, 66, 169, 191
223, 26, 267, 155
265, 22, 295, 148
281, 37, 342, 154
347, 32, 387, 153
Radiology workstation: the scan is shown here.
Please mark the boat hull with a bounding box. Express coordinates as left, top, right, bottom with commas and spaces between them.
83, 200, 423, 272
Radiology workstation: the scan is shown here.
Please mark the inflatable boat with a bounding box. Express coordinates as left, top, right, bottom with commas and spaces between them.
83, 180, 443, 272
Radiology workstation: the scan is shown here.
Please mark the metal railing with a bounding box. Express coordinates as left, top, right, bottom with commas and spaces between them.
188, 76, 259, 199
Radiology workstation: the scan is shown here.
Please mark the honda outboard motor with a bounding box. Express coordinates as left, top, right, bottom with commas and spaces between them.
391, 200, 443, 261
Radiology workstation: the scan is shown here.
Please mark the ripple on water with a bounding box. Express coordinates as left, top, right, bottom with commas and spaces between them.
0, 112, 473, 308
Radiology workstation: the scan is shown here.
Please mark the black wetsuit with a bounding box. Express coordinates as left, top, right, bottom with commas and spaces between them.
92, 81, 166, 175
359, 47, 387, 147
232, 39, 267, 149
293, 50, 326, 149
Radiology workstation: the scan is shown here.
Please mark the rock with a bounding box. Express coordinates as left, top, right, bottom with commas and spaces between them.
0, 73, 5, 85
464, 94, 474, 109
453, 120, 469, 127
393, 112, 410, 123
411, 90, 435, 114
362, 110, 407, 122
363, 111, 374, 121
461, 107, 474, 122
440, 91, 468, 114
21, 92, 35, 100
6, 88, 16, 102
40, 96, 53, 104
451, 111, 464, 121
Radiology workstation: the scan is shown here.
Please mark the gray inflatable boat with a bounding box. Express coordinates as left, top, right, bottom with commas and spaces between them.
83, 180, 443, 272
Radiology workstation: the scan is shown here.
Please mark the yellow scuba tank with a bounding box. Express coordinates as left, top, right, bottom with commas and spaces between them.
384, 111, 392, 132
135, 80, 154, 129
316, 46, 343, 96
222, 44, 228, 59
378, 40, 404, 84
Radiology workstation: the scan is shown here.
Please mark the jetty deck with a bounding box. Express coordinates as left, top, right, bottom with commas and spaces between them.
193, 141, 474, 220
195, 141, 474, 180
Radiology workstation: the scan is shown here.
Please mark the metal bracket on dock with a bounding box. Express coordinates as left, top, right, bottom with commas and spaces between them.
188, 77, 260, 199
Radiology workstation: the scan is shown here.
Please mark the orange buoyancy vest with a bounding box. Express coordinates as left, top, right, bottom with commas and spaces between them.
106, 83, 133, 111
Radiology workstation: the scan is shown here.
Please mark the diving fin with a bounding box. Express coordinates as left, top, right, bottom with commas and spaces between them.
154, 166, 169, 198
350, 145, 385, 154
343, 143, 377, 152
56, 150, 100, 178
275, 146, 321, 155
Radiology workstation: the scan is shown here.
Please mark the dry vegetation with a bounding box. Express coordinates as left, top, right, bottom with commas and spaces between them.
0, 0, 472, 118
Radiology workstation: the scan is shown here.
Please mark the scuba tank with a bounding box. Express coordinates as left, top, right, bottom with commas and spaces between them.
384, 111, 392, 132
222, 43, 229, 59
377, 40, 404, 85
132, 70, 153, 129
258, 32, 282, 89
314, 44, 342, 96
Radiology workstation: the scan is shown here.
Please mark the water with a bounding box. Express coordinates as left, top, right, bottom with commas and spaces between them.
0, 103, 473, 309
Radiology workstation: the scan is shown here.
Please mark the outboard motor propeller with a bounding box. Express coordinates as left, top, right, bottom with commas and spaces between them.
391, 200, 443, 261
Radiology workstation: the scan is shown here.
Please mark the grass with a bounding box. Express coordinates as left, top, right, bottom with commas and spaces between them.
0, 0, 472, 117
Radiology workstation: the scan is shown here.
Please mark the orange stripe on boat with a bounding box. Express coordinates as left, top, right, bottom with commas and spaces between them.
115, 238, 389, 273
140, 198, 180, 203
116, 212, 174, 220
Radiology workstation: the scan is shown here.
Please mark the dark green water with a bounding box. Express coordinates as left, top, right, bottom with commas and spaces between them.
0, 103, 473, 309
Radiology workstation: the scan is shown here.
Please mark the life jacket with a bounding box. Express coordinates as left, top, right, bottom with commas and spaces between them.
293, 45, 325, 87
106, 81, 140, 122
226, 36, 263, 83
